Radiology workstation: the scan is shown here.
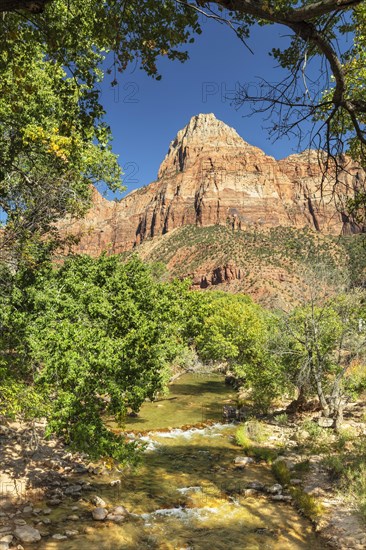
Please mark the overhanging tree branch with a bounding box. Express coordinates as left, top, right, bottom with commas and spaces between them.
213, 0, 363, 23
0, 0, 49, 13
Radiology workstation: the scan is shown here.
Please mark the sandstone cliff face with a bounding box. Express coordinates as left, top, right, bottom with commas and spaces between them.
61, 113, 364, 255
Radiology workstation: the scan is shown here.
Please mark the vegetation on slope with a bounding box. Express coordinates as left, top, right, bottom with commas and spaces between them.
137, 224, 354, 307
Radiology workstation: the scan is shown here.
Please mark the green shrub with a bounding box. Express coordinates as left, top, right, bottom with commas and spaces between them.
250, 446, 278, 462
335, 427, 357, 451
235, 422, 278, 463
275, 413, 288, 426
235, 420, 268, 447
344, 458, 366, 521
322, 455, 345, 479
345, 362, 366, 397
301, 419, 325, 438
272, 460, 292, 485
245, 419, 268, 443
235, 425, 252, 451
290, 487, 324, 522
293, 460, 310, 474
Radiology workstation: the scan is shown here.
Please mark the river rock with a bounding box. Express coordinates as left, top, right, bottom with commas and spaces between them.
244, 488, 257, 497
64, 485, 82, 495
246, 481, 265, 491
73, 464, 88, 474
106, 513, 126, 523
48, 499, 62, 506
14, 525, 41, 543
271, 494, 287, 501
110, 480, 121, 487
267, 484, 283, 495
66, 515, 79, 521
234, 457, 254, 467
13, 520, 26, 526
52, 534, 68, 540
318, 417, 334, 428
290, 478, 303, 485
92, 507, 108, 521
91, 496, 106, 507
0, 537, 12, 544
0, 542, 9, 550
112, 506, 128, 516
65, 530, 79, 537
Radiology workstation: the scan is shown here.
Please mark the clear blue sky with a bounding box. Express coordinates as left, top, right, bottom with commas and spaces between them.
99, 20, 311, 199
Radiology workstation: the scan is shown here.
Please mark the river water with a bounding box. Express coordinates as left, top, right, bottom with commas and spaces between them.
40, 373, 322, 549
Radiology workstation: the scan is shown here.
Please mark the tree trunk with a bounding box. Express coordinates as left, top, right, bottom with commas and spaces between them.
334, 402, 344, 431
312, 367, 330, 417
328, 378, 345, 429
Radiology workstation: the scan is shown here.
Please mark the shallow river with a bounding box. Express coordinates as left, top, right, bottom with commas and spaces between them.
40, 373, 322, 549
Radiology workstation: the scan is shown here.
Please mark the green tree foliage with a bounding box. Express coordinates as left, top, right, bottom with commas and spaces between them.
195, 292, 284, 411
0, 1, 200, 264
0, 255, 193, 460
13, 0, 366, 163
280, 290, 366, 426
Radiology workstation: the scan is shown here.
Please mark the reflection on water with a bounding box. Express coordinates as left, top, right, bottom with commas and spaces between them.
39, 374, 322, 549
112, 373, 236, 432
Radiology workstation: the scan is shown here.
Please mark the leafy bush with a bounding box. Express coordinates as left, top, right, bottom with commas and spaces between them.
235, 421, 278, 462
289, 487, 324, 522
0, 255, 195, 461
322, 455, 345, 479
275, 413, 288, 425
235, 425, 253, 452
345, 361, 366, 397
195, 293, 285, 411
272, 460, 292, 485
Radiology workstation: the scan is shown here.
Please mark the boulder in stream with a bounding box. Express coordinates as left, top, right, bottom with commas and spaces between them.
13, 525, 41, 543
246, 481, 265, 491
106, 513, 126, 523
92, 507, 108, 521
234, 456, 254, 467
267, 484, 283, 495
52, 534, 68, 541
112, 505, 128, 516
91, 496, 106, 508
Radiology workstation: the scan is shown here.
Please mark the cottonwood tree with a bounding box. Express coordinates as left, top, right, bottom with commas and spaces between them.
0, 1, 199, 266
4, 0, 364, 162
184, 2, 366, 160
279, 265, 366, 428
0, 255, 195, 459
195, 292, 284, 411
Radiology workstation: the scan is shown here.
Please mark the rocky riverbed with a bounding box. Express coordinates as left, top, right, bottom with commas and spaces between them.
0, 376, 365, 549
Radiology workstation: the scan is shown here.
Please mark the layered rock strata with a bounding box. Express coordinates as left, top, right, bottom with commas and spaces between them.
60, 113, 364, 255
